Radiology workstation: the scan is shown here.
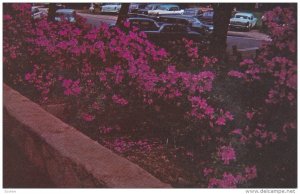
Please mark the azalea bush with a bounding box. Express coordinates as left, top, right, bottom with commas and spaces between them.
225, 6, 297, 187
3, 4, 296, 188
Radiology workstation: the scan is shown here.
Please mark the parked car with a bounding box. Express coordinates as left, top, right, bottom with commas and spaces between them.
129, 3, 148, 13
31, 6, 47, 19
148, 4, 184, 15
143, 23, 204, 43
229, 12, 257, 31
127, 18, 161, 31
183, 8, 203, 17
137, 3, 161, 15
54, 9, 76, 22
199, 10, 214, 25
157, 15, 213, 35
101, 3, 121, 13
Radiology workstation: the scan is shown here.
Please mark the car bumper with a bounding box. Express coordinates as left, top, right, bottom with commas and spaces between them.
101, 8, 119, 13
229, 24, 249, 29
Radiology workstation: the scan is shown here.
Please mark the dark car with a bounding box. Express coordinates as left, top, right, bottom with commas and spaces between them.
156, 15, 213, 35
129, 3, 148, 13
54, 9, 76, 22
183, 8, 203, 17
31, 6, 47, 19
127, 18, 161, 31
143, 23, 205, 43
199, 10, 214, 25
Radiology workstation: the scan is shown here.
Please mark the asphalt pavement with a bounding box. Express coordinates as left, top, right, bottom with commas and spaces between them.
78, 12, 116, 26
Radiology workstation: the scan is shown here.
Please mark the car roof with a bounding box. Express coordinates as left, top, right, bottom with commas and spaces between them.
160, 15, 195, 19
32, 6, 42, 9
160, 15, 199, 22
102, 3, 121, 5
56, 9, 75, 13
235, 12, 254, 16
185, 7, 200, 10
146, 3, 161, 6
158, 4, 179, 8
128, 17, 156, 22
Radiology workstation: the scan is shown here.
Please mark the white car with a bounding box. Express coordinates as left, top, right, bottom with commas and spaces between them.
31, 6, 47, 19
148, 4, 184, 15
229, 12, 257, 31
101, 3, 121, 13
54, 9, 76, 22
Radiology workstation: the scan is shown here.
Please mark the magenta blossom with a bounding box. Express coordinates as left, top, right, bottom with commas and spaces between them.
112, 95, 128, 106
203, 168, 213, 176
216, 116, 226, 126
218, 145, 236, 165
82, 113, 95, 122
228, 70, 245, 79
245, 166, 257, 180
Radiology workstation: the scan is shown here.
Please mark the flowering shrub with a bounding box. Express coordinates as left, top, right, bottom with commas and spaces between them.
225, 6, 296, 187
227, 6, 296, 140
3, 4, 296, 188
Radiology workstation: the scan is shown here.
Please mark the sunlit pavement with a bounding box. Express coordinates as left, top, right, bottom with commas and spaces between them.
228, 29, 271, 41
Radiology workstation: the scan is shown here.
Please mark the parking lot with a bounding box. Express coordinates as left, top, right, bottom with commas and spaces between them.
32, 3, 271, 54
77, 12, 270, 53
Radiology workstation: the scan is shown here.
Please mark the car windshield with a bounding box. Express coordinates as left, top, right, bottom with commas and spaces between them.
158, 5, 178, 10
32, 8, 39, 13
145, 4, 159, 10
158, 6, 168, 10
161, 25, 187, 33
184, 9, 199, 15
203, 11, 213, 17
129, 19, 159, 31
235, 15, 249, 19
103, 3, 120, 5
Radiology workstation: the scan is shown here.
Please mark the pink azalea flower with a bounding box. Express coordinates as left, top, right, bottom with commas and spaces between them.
82, 113, 95, 122
216, 116, 226, 126
203, 168, 213, 176
219, 172, 238, 188
3, 14, 12, 21
25, 73, 31, 81
64, 88, 73, 96
225, 111, 234, 121
245, 166, 257, 180
112, 95, 128, 106
62, 79, 72, 88
204, 106, 214, 116
228, 70, 245, 78
218, 145, 236, 165
100, 126, 113, 134
208, 178, 220, 188
231, 129, 242, 135
246, 111, 255, 120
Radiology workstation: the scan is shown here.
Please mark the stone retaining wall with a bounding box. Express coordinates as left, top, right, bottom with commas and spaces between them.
3, 84, 171, 188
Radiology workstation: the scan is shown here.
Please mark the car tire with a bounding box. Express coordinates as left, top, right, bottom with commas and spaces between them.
246, 25, 251, 31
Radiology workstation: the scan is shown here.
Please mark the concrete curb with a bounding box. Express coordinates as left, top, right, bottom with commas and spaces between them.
3, 84, 171, 188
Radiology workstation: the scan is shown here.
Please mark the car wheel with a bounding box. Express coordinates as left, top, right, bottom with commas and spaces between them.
246, 25, 251, 31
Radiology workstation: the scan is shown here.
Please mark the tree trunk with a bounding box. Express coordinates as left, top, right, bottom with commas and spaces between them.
210, 3, 234, 59
116, 3, 130, 28
47, 3, 57, 22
